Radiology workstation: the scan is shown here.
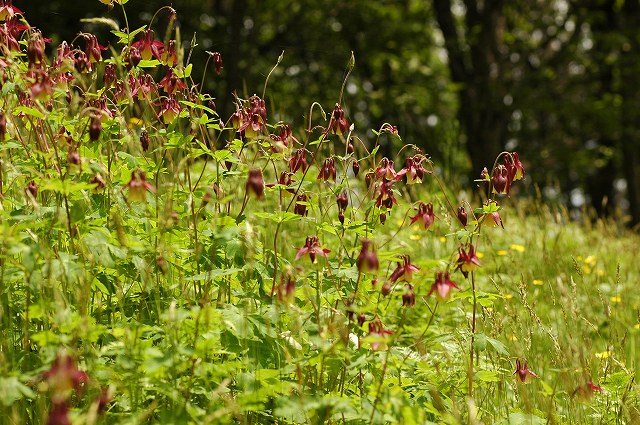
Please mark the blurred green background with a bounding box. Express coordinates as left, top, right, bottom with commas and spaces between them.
19, 0, 640, 226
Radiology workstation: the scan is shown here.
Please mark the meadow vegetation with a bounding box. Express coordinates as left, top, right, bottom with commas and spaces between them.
0, 1, 638, 424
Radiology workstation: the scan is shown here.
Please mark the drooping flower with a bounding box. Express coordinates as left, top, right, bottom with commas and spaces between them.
158, 68, 185, 95
329, 103, 349, 135
389, 255, 420, 283
398, 155, 430, 184
410, 202, 435, 230
573, 381, 604, 402
456, 244, 481, 278
158, 95, 181, 124
295, 235, 330, 263
294, 193, 308, 216
513, 359, 539, 383
83, 33, 108, 63
131, 29, 164, 61
42, 351, 89, 403
317, 157, 337, 182
0, 0, 22, 21
492, 165, 510, 195
457, 206, 468, 227
402, 284, 416, 307
367, 318, 393, 350
428, 271, 459, 300
375, 157, 398, 182
276, 266, 297, 304
127, 169, 156, 202
375, 181, 398, 209
356, 239, 379, 273
211, 51, 223, 75
289, 149, 308, 173
246, 169, 265, 199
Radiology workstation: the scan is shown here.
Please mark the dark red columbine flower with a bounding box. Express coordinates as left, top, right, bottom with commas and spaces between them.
352, 160, 360, 176
26, 180, 37, 199
0, 0, 22, 21
102, 63, 117, 88
402, 284, 416, 307
158, 96, 181, 124
410, 202, 435, 230
480, 167, 490, 181
398, 155, 430, 184
492, 165, 510, 195
294, 193, 308, 216
83, 34, 108, 63
249, 95, 267, 122
160, 39, 178, 67
428, 271, 459, 300
246, 169, 265, 199
266, 171, 296, 195
375, 157, 398, 182
140, 129, 149, 152
125, 45, 142, 68
573, 381, 604, 401
212, 51, 223, 75
132, 29, 164, 61
356, 239, 379, 273
277, 267, 297, 304
289, 149, 308, 173
317, 157, 337, 182
389, 255, 420, 283
511, 152, 525, 180
367, 318, 393, 350
513, 359, 539, 383
457, 206, 468, 227
456, 244, 481, 278
329, 103, 349, 135
0, 16, 27, 52
127, 169, 156, 202
336, 191, 348, 211
158, 68, 185, 95
375, 181, 398, 209
89, 116, 102, 141
26, 30, 46, 67
42, 352, 89, 402
295, 235, 330, 263
380, 123, 399, 136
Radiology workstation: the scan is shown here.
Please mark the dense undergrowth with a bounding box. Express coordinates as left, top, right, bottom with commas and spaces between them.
0, 1, 638, 424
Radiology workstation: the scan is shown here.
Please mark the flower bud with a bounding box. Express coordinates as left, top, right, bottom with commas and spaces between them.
381, 281, 392, 296
126, 46, 141, 69
336, 191, 348, 211
402, 284, 415, 307
212, 52, 223, 75
26, 181, 37, 199
457, 206, 468, 227
67, 150, 81, 167
89, 117, 102, 141
352, 160, 360, 176
338, 210, 345, 224
357, 313, 366, 327
140, 129, 149, 152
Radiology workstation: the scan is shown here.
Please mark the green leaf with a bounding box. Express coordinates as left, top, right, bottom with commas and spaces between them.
185, 268, 242, 281
0, 377, 36, 406
475, 369, 500, 382
13, 106, 44, 119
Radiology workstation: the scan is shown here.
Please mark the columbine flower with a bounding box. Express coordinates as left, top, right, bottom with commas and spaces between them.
89, 116, 102, 141
127, 169, 156, 202
513, 359, 539, 383
410, 202, 435, 230
329, 103, 349, 135
428, 271, 459, 300
492, 165, 510, 195
389, 255, 420, 283
505, 151, 525, 182
158, 68, 185, 95
375, 157, 398, 182
131, 29, 164, 61
277, 266, 297, 304
295, 235, 330, 263
456, 244, 481, 278
42, 351, 89, 403
294, 193, 308, 216
375, 181, 398, 209
573, 381, 603, 401
158, 96, 181, 124
47, 401, 71, 425
289, 149, 308, 173
398, 155, 430, 184
211, 51, 223, 74
402, 284, 416, 307
317, 157, 337, 182
160, 39, 178, 67
83, 33, 108, 63
356, 239, 379, 273
246, 169, 265, 198
367, 318, 393, 350
457, 206, 468, 227
336, 191, 348, 211
0, 0, 22, 21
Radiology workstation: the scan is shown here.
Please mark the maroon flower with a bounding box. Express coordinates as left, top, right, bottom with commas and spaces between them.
158, 68, 185, 95
410, 202, 435, 230
26, 180, 37, 199
89, 116, 102, 141
428, 271, 459, 300
367, 318, 393, 350
83, 33, 108, 63
212, 51, 223, 75
317, 157, 337, 182
329, 103, 349, 135
0, 0, 22, 21
289, 149, 308, 173
294, 193, 308, 216
492, 165, 510, 195
573, 381, 603, 401
131, 29, 164, 61
277, 267, 297, 304
389, 255, 420, 283
140, 129, 150, 151
246, 169, 265, 199
102, 63, 117, 88
398, 156, 430, 184
375, 181, 398, 209
295, 235, 330, 263
158, 96, 181, 124
457, 206, 468, 227
336, 191, 349, 211
127, 169, 156, 202
402, 284, 416, 307
352, 160, 360, 176
356, 239, 379, 273
513, 359, 539, 383
380, 123, 399, 136
455, 244, 481, 278
160, 39, 178, 67
42, 352, 89, 402
375, 157, 398, 182
125, 45, 142, 68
